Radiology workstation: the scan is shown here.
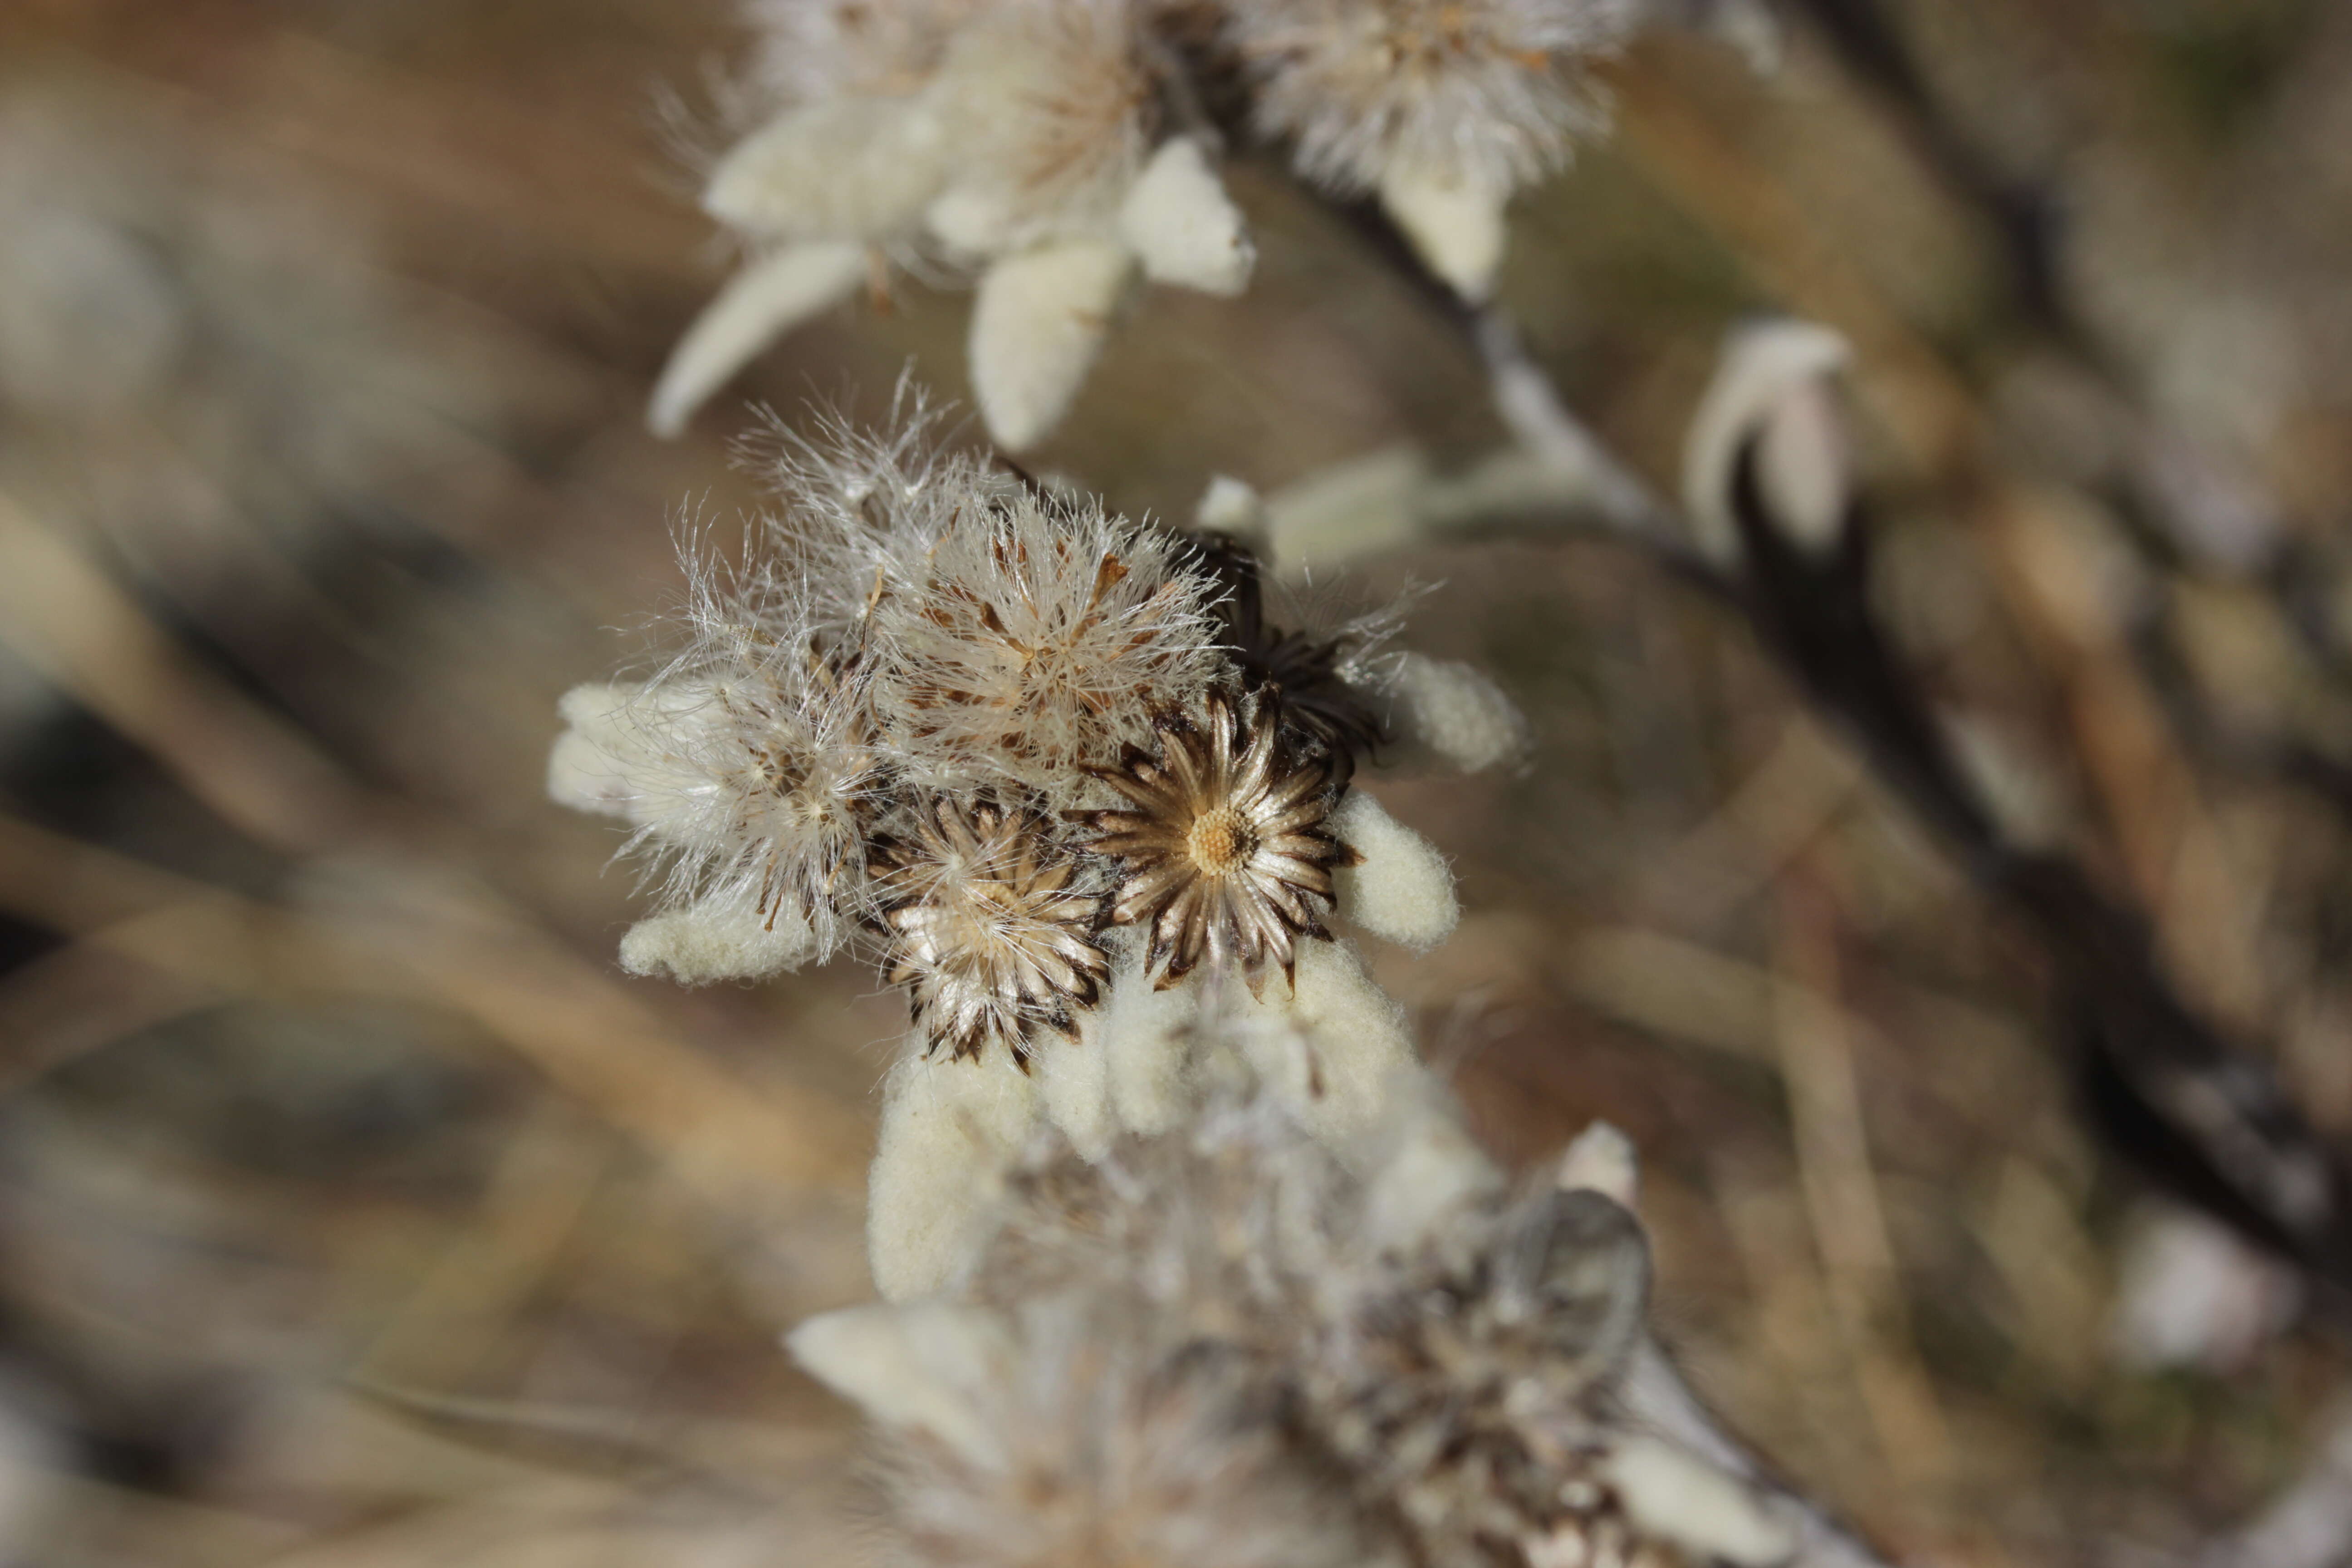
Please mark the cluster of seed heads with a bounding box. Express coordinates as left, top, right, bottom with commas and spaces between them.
561, 405, 1399, 1066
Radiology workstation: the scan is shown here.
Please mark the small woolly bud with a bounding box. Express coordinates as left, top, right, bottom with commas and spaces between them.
1330, 790, 1459, 951
1378, 652, 1529, 774
868, 1050, 1044, 1301
1194, 474, 1267, 537
1379, 159, 1509, 302
648, 241, 867, 437
1117, 137, 1255, 297
1599, 1436, 1798, 1568
968, 239, 1135, 451
788, 1302, 1014, 1467
1682, 318, 1853, 566
704, 97, 951, 241
617, 899, 817, 984
1556, 1120, 1640, 1207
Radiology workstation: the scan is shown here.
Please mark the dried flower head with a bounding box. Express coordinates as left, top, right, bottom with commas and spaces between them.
653, 0, 1253, 447
1077, 689, 1346, 992
879, 493, 1227, 789
872, 794, 1112, 1062
1230, 0, 1637, 196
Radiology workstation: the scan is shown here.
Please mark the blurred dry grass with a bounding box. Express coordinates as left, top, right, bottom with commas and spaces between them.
3, 1, 2352, 1565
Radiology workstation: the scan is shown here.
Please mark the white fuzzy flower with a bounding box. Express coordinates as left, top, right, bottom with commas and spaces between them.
653, 0, 1255, 449
1229, 0, 1641, 299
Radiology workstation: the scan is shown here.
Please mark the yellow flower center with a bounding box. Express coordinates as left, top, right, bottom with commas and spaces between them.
1188, 807, 1257, 875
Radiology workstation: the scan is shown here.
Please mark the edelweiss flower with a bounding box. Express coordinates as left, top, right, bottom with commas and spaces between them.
1228, 0, 1640, 299
873, 794, 1112, 1062
1077, 689, 1347, 992
652, 0, 1255, 451
879, 493, 1228, 790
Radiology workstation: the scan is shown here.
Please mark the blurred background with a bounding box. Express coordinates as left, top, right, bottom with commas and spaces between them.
5, 0, 2352, 1563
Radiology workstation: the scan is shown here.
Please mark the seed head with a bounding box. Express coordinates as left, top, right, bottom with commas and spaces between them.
1230, 0, 1637, 196
1075, 689, 1348, 993
878, 492, 1226, 793
873, 794, 1112, 1063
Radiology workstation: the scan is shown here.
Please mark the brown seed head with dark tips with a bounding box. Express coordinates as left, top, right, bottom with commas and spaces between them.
872, 795, 1110, 1065
1073, 689, 1347, 995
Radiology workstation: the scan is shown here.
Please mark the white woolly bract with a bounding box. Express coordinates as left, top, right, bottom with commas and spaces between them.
872, 489, 1226, 794
1230, 0, 1640, 196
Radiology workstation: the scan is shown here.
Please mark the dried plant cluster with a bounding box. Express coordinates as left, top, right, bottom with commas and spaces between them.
653, 0, 1762, 448
793, 1081, 1841, 1568
552, 403, 1499, 1063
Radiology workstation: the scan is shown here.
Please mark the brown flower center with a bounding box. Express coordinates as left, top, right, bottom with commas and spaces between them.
1187, 807, 1257, 875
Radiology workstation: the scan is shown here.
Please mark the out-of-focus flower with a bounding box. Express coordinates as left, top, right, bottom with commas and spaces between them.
1227, 0, 1641, 299
796, 1078, 1815, 1568
650, 0, 1256, 450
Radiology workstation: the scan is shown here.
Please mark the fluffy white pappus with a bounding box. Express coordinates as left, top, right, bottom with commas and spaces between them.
1373, 651, 1530, 773
1230, 0, 1639, 199
1328, 788, 1458, 949
931, 0, 1157, 255
1681, 317, 1854, 567
646, 240, 867, 439
968, 237, 1136, 451
873, 488, 1225, 792
1119, 136, 1257, 297
702, 95, 952, 243
869, 1049, 1043, 1301
548, 613, 887, 966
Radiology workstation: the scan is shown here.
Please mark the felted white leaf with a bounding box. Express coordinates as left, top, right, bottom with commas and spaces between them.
705, 96, 949, 242
1378, 653, 1529, 775
1378, 158, 1509, 303
788, 1302, 1014, 1468
867, 1048, 1042, 1301
1117, 137, 1254, 297
967, 238, 1134, 451
1330, 790, 1458, 951
616, 898, 816, 985
647, 240, 867, 438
